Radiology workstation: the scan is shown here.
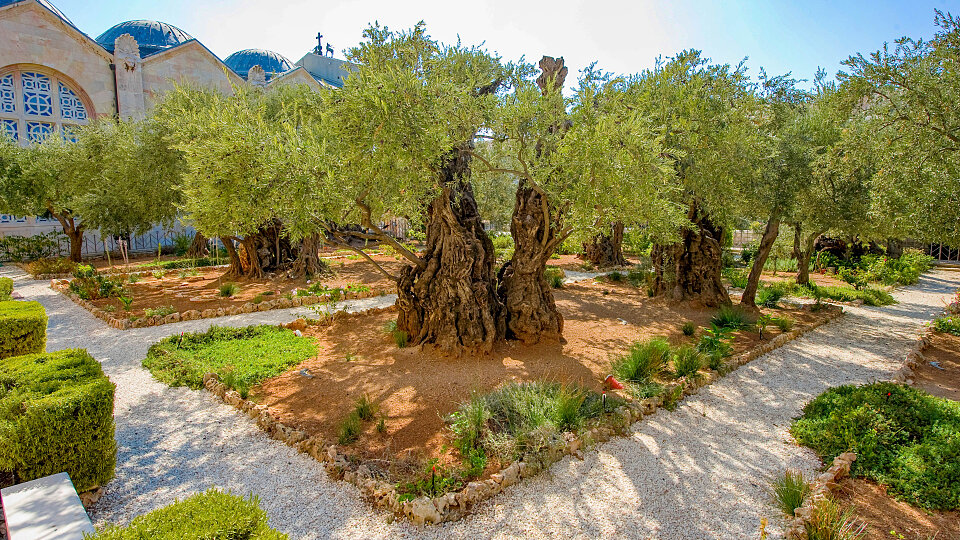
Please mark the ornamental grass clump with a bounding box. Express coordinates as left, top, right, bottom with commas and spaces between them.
803, 497, 866, 540
671, 346, 704, 379
219, 282, 238, 297
711, 304, 750, 330
770, 469, 810, 517
791, 382, 960, 511
449, 382, 611, 462
612, 338, 671, 383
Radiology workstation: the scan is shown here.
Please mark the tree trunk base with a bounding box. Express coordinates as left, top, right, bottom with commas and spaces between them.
581, 222, 626, 268
652, 210, 729, 307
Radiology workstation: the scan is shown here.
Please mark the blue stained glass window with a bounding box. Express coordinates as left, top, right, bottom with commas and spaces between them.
0, 75, 14, 114
22, 72, 53, 117
1, 119, 16, 141
58, 83, 87, 121
26, 121, 54, 143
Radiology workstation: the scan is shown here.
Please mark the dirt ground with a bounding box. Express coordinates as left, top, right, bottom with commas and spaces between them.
83, 253, 403, 318
758, 270, 850, 289
252, 279, 833, 466
836, 477, 960, 540
912, 332, 960, 401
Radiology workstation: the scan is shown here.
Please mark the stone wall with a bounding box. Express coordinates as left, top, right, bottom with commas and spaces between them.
141, 42, 243, 109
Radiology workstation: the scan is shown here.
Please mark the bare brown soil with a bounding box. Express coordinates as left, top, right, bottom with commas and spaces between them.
84, 253, 404, 318
912, 332, 960, 401
759, 270, 849, 288
253, 279, 833, 466
836, 477, 960, 540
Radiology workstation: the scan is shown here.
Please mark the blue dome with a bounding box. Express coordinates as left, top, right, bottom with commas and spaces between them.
96, 20, 193, 56
0, 0, 73, 24
224, 49, 292, 80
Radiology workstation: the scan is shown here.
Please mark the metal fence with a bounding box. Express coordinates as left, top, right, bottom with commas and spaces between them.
925, 242, 960, 263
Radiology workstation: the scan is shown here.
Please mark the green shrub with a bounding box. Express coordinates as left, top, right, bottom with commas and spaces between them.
353, 394, 377, 421
607, 271, 624, 282
791, 382, 960, 510
697, 323, 734, 365
0, 300, 46, 359
449, 382, 613, 462
143, 325, 317, 393
152, 269, 166, 280
144, 305, 176, 318
722, 268, 749, 289
338, 412, 362, 444
681, 321, 696, 336
27, 257, 77, 277
393, 329, 408, 348
612, 338, 671, 382
775, 316, 795, 332
933, 315, 960, 336
219, 282, 238, 297
711, 304, 750, 329
0, 348, 115, 492
544, 267, 565, 289
89, 488, 287, 540
796, 284, 896, 307
771, 469, 810, 517
127, 273, 140, 283
764, 257, 799, 273
0, 232, 61, 262
170, 233, 193, 257
671, 346, 703, 379
0, 277, 11, 301
757, 282, 794, 308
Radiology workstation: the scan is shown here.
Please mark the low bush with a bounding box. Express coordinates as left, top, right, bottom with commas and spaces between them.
771, 469, 810, 517
697, 323, 734, 369
775, 315, 795, 332
791, 382, 960, 510
671, 346, 703, 379
449, 382, 614, 462
859, 250, 934, 287
26, 257, 77, 277
144, 305, 176, 318
0, 277, 11, 300
0, 300, 46, 359
68, 266, 127, 301
490, 234, 514, 261
763, 257, 799, 273
219, 282, 238, 297
681, 321, 696, 336
0, 231, 61, 262
932, 315, 960, 336
89, 488, 287, 540
143, 325, 317, 396
544, 267, 565, 289
338, 412, 362, 444
722, 268, 749, 289
795, 284, 896, 307
711, 304, 751, 329
612, 338, 671, 382
170, 232, 193, 257
757, 282, 792, 308
0, 348, 115, 492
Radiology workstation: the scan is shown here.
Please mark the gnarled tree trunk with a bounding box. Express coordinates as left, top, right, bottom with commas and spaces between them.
186, 232, 207, 258
499, 186, 564, 344
793, 224, 823, 286
741, 215, 780, 308
291, 233, 328, 278
651, 205, 729, 307
48, 206, 84, 262
582, 222, 626, 268
396, 145, 503, 356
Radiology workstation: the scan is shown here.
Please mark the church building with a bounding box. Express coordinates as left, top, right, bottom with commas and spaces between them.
0, 0, 350, 246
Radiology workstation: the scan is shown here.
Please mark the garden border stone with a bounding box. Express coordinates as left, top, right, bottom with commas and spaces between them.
198, 303, 843, 526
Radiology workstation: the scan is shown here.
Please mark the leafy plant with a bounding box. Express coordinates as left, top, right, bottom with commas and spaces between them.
757, 282, 791, 308
144, 305, 176, 318
723, 268, 749, 289
127, 273, 140, 284
151, 269, 166, 280
775, 316, 795, 332
376, 417, 386, 434
770, 469, 810, 517
607, 270, 624, 282
118, 295, 133, 311
698, 323, 734, 363
612, 338, 671, 382
219, 282, 238, 298
791, 382, 960, 510
681, 321, 696, 336
544, 267, 565, 289
932, 315, 960, 336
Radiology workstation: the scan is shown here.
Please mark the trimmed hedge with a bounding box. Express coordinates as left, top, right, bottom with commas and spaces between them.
88, 489, 288, 539
0, 300, 47, 359
0, 348, 116, 492
0, 277, 11, 300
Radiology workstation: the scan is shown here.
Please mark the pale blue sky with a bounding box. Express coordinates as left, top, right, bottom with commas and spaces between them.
49, 0, 958, 86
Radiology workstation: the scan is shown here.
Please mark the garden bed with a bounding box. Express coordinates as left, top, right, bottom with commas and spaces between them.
834, 477, 960, 540
911, 331, 960, 401
50, 253, 403, 329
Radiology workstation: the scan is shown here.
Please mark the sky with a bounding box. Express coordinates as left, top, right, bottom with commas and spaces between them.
49, 0, 958, 87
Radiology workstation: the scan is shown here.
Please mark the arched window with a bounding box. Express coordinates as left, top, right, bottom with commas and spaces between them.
0, 66, 92, 144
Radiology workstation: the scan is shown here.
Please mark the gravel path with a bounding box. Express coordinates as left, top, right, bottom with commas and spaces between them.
3, 265, 958, 539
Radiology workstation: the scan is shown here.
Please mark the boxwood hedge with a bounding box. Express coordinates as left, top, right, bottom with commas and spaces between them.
0, 277, 11, 300
89, 489, 288, 539
0, 300, 47, 359
0, 348, 116, 492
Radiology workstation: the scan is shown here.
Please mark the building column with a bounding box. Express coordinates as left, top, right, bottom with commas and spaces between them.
113, 33, 145, 120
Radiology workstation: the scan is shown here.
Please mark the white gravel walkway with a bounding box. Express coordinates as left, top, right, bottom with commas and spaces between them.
3, 265, 958, 539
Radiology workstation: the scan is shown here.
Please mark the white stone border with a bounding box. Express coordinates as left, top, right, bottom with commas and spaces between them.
198, 305, 843, 525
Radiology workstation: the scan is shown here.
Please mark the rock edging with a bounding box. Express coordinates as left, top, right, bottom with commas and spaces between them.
784, 452, 858, 539
198, 305, 843, 526
50, 279, 389, 330
892, 325, 936, 384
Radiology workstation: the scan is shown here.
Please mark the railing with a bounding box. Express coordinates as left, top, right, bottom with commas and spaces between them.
926, 242, 960, 263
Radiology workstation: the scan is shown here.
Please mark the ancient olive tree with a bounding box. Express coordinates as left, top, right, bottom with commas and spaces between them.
476, 59, 679, 342
626, 51, 764, 306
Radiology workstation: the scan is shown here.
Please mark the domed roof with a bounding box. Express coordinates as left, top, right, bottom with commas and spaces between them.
96, 20, 193, 56
0, 0, 73, 25
224, 49, 293, 81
